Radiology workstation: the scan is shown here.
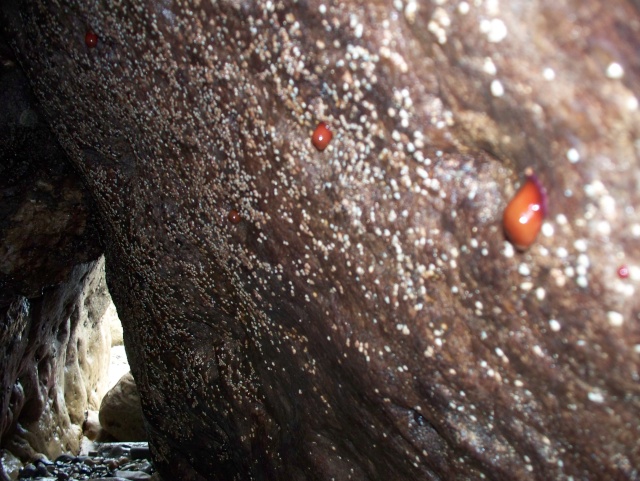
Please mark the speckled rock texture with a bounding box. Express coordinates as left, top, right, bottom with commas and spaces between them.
1, 41, 110, 475
2, 0, 640, 480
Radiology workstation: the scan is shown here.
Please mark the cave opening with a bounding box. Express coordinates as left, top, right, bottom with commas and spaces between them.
0, 256, 155, 481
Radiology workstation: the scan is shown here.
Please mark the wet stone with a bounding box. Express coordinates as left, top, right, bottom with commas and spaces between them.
19, 464, 37, 478
16, 443, 155, 481
112, 471, 151, 480
88, 478, 140, 481
128, 447, 150, 460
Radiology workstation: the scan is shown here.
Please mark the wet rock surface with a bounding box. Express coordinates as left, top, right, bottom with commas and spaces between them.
2, 0, 640, 480
16, 443, 155, 481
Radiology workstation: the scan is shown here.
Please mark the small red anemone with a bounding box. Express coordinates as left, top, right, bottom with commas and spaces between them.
227, 209, 241, 224
617, 265, 630, 279
85, 31, 98, 48
312, 122, 332, 151
503, 168, 547, 250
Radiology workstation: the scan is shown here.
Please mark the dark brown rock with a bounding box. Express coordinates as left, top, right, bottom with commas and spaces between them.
0, 38, 101, 301
2, 1, 640, 480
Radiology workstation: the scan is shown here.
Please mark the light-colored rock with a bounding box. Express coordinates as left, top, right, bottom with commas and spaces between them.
0, 449, 22, 480
99, 372, 146, 442
63, 258, 113, 426
5, 258, 113, 461
112, 471, 151, 480
82, 410, 101, 441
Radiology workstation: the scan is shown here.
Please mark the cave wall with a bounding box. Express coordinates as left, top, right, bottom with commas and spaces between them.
1, 259, 111, 462
0, 39, 108, 470
2, 1, 640, 480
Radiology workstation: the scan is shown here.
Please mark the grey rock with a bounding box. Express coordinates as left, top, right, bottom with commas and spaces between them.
0, 445, 22, 480
111, 471, 151, 480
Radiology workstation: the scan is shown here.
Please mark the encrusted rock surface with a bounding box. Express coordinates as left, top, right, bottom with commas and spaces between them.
2, 1, 640, 480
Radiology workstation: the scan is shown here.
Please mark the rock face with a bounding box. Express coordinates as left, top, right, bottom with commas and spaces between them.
0, 40, 109, 472
0, 258, 112, 463
99, 372, 146, 442
0, 40, 101, 301
2, 1, 640, 480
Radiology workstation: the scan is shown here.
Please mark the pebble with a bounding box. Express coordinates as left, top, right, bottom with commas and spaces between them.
112, 470, 151, 480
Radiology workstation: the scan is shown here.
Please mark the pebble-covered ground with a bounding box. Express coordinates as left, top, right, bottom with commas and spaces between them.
16, 443, 156, 481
